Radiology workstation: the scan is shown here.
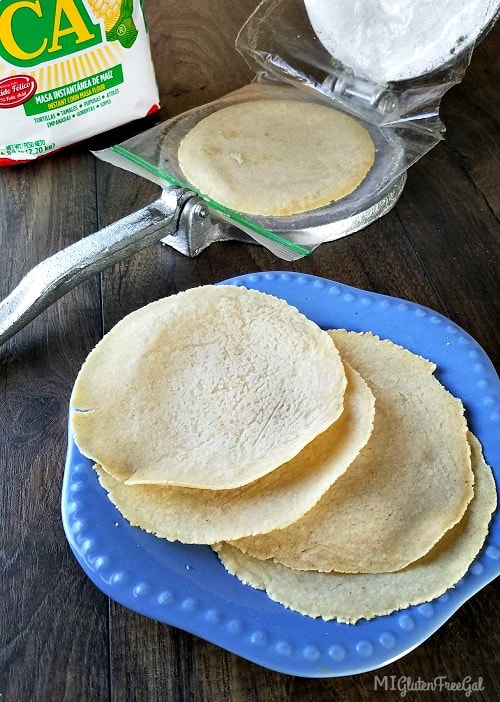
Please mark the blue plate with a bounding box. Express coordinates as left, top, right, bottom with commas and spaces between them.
62, 272, 500, 677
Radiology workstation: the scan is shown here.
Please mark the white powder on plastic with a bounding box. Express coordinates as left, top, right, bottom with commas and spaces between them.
304, 0, 499, 83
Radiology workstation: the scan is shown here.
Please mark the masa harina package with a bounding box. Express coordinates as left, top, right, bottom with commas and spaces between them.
0, 0, 159, 165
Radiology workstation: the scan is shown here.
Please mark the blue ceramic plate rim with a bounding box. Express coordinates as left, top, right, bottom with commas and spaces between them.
61, 271, 500, 678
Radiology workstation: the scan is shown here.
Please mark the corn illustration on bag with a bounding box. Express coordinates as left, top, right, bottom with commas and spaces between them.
0, 0, 159, 165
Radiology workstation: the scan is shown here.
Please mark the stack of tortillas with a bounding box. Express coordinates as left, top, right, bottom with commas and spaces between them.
70, 285, 497, 624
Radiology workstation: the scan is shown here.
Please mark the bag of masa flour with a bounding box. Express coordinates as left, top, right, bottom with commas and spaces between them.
0, 0, 159, 165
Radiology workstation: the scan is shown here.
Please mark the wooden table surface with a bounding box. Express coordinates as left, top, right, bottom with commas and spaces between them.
0, 2, 498, 700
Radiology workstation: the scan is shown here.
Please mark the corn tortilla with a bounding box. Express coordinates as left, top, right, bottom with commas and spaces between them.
214, 433, 496, 623
70, 285, 347, 489
177, 99, 375, 216
94, 362, 375, 543
232, 331, 474, 572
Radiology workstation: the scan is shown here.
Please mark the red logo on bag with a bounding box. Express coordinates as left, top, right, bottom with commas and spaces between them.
0, 75, 37, 108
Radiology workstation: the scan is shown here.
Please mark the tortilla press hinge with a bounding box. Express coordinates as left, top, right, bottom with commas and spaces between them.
162, 193, 252, 257
321, 74, 398, 116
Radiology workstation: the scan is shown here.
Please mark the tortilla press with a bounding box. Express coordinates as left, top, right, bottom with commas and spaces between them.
0, 0, 497, 347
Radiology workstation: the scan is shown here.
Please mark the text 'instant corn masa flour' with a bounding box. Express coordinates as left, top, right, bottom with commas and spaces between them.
0, 0, 159, 165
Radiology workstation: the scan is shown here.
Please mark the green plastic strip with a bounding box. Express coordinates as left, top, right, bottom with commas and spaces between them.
110, 145, 311, 257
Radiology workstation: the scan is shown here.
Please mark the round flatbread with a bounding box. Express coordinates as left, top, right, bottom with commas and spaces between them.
94, 362, 375, 543
214, 433, 497, 623
177, 99, 375, 216
70, 285, 347, 489
232, 330, 474, 572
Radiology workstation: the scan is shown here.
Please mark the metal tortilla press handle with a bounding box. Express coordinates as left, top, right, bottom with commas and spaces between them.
0, 189, 182, 348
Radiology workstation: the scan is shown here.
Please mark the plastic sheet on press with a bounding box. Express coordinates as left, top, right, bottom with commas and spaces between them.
93, 1, 498, 257
93, 81, 416, 257
236, 0, 499, 143
93, 85, 335, 260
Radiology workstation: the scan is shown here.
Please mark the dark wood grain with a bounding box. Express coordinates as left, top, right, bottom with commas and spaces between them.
0, 153, 109, 702
0, 1, 498, 701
